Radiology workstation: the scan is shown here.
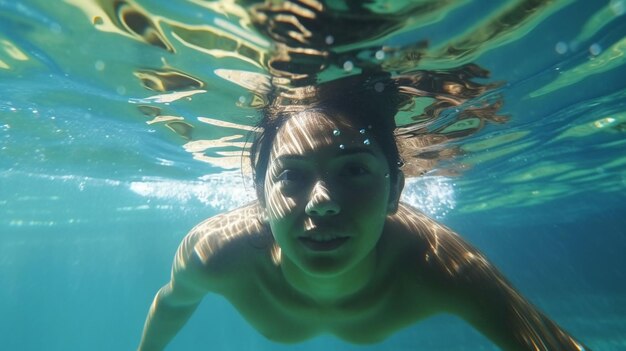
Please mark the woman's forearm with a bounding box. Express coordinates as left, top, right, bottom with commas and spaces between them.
138, 287, 201, 351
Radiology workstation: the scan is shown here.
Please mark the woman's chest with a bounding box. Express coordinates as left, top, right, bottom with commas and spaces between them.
220, 272, 434, 344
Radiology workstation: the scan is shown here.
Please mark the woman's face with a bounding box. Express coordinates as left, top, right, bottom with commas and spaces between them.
263, 110, 398, 277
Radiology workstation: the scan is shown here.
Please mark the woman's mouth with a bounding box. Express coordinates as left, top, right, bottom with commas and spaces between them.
298, 235, 350, 251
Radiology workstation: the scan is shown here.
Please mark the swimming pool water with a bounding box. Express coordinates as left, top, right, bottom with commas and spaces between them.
1, 0, 625, 350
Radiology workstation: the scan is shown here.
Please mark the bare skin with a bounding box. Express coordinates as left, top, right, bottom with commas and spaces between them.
138, 112, 589, 351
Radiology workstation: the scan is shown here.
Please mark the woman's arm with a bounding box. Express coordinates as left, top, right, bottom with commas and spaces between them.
428, 227, 590, 350
137, 231, 211, 351
393, 204, 590, 350
137, 203, 265, 350
137, 278, 204, 351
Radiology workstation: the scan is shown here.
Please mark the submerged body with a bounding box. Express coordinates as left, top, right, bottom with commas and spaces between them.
139, 111, 588, 350
166, 202, 467, 344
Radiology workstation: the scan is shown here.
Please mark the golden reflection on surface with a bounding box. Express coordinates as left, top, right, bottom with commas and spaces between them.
214, 69, 272, 95
198, 116, 259, 132
0, 38, 30, 70
184, 135, 251, 171
66, 0, 174, 51
1, 39, 29, 61
188, 0, 250, 21
67, 0, 269, 65
143, 89, 207, 103
169, 23, 268, 68
134, 68, 205, 92
165, 121, 195, 140
67, 0, 511, 177
146, 115, 184, 125
184, 136, 248, 153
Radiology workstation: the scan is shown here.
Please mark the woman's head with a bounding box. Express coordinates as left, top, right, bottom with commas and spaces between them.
248, 73, 405, 276
258, 109, 404, 277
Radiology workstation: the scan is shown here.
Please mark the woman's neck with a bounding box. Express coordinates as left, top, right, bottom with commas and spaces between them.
280, 250, 379, 306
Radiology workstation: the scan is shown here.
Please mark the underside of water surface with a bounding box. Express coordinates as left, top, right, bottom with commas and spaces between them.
1, 0, 625, 350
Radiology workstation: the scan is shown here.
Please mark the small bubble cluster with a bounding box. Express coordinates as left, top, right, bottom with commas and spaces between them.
374, 82, 385, 92
589, 43, 602, 56
95, 60, 105, 71
343, 61, 354, 72
555, 41, 568, 54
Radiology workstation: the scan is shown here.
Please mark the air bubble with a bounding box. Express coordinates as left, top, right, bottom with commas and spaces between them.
325, 35, 334, 45
555, 41, 567, 54
339, 144, 345, 150
333, 129, 341, 136
359, 129, 366, 134
374, 82, 384, 92
343, 61, 354, 71
238, 96, 246, 104
95, 60, 105, 71
363, 139, 371, 145
384, 173, 390, 178
375, 50, 385, 60
589, 43, 602, 56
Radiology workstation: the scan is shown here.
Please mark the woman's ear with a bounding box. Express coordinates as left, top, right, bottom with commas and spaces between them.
387, 171, 405, 214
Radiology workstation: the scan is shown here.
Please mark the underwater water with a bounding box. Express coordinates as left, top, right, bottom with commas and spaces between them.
1, 0, 626, 350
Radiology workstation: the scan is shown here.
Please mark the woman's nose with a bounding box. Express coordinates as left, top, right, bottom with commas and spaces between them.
305, 181, 340, 216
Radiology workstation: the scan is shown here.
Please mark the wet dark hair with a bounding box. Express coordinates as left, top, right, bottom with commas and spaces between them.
250, 73, 403, 203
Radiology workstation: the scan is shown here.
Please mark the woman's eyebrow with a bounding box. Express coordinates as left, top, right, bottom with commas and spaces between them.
273, 147, 377, 161
336, 147, 377, 157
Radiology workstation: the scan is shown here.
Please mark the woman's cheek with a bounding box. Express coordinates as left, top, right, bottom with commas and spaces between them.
265, 183, 299, 221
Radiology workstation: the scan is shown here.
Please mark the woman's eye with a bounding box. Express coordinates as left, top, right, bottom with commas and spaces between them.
343, 165, 369, 177
277, 169, 304, 182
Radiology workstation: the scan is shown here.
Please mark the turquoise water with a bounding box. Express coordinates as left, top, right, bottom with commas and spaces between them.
1, 0, 625, 350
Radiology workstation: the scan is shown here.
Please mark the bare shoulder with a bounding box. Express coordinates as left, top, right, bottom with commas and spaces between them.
387, 202, 494, 283
173, 202, 272, 288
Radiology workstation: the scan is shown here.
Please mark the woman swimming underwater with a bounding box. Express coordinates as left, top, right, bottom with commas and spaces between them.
138, 74, 590, 351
